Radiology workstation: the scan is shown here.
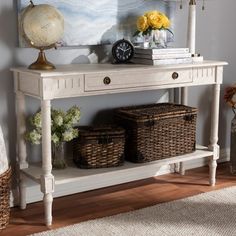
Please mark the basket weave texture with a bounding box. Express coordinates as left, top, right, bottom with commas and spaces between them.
73, 126, 125, 168
0, 167, 11, 230
115, 103, 197, 163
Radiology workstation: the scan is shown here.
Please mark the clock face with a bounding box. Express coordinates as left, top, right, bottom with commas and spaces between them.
112, 39, 134, 63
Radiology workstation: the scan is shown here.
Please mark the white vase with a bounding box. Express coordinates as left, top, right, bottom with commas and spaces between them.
143, 29, 168, 49
153, 29, 167, 48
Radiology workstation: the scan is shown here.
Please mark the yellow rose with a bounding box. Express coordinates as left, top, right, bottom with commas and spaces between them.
160, 13, 171, 28
145, 11, 163, 29
137, 15, 149, 32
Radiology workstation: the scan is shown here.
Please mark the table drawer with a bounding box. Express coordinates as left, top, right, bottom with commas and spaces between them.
84, 69, 193, 92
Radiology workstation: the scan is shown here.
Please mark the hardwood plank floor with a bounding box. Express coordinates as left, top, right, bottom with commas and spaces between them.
1, 163, 236, 236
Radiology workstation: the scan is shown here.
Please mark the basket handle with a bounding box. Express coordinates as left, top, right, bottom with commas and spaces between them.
98, 135, 113, 144
90, 126, 113, 131
144, 115, 155, 127
184, 114, 194, 121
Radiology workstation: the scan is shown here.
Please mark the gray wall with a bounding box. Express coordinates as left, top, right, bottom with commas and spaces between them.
0, 0, 234, 165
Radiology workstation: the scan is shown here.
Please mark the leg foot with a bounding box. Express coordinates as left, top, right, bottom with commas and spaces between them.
179, 162, 185, 175
44, 193, 53, 226
19, 175, 27, 210
173, 163, 179, 173
209, 157, 217, 186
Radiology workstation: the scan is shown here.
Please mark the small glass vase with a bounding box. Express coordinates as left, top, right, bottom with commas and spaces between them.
230, 113, 236, 175
52, 142, 67, 169
143, 29, 167, 49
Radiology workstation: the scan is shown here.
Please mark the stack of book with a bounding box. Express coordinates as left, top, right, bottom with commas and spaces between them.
132, 47, 192, 65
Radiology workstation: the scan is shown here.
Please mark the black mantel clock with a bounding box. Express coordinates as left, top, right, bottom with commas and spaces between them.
112, 39, 134, 64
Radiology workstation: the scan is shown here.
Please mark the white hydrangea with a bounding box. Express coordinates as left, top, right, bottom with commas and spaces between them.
62, 129, 74, 142
30, 112, 42, 129
52, 133, 60, 145
26, 106, 80, 145
27, 129, 41, 145
54, 115, 63, 126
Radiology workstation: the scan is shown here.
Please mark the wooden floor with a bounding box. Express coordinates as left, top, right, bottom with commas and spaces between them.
1, 163, 236, 236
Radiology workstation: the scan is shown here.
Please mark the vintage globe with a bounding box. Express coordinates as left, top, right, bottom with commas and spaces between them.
22, 4, 64, 48
20, 3, 64, 70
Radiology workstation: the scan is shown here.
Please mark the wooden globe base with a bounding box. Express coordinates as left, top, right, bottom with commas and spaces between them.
28, 50, 55, 70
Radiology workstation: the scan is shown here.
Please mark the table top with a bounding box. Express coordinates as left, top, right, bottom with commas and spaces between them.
11, 60, 228, 77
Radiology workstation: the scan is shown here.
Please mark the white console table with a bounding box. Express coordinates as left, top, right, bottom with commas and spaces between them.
12, 61, 227, 226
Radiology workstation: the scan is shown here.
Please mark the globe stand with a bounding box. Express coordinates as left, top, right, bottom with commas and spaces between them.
29, 49, 56, 70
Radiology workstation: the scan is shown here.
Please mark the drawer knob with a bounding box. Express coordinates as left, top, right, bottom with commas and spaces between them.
103, 76, 111, 85
172, 72, 179, 80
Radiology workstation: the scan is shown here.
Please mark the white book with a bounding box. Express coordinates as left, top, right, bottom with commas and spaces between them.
134, 52, 191, 60
134, 47, 189, 55
132, 57, 193, 65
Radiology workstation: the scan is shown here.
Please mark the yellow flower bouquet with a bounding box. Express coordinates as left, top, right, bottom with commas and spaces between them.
134, 10, 173, 48
134, 10, 171, 36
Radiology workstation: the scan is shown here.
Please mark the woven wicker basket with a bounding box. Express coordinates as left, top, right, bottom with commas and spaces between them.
0, 167, 11, 230
73, 126, 125, 168
115, 103, 197, 163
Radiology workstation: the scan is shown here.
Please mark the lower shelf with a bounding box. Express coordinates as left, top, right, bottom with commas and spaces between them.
22, 145, 213, 193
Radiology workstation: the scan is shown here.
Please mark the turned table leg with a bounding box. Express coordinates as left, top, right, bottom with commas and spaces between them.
40, 100, 54, 226
16, 92, 28, 209
179, 87, 188, 176
208, 84, 220, 186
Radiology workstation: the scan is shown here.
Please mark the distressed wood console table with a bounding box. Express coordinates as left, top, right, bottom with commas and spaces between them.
12, 61, 227, 226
